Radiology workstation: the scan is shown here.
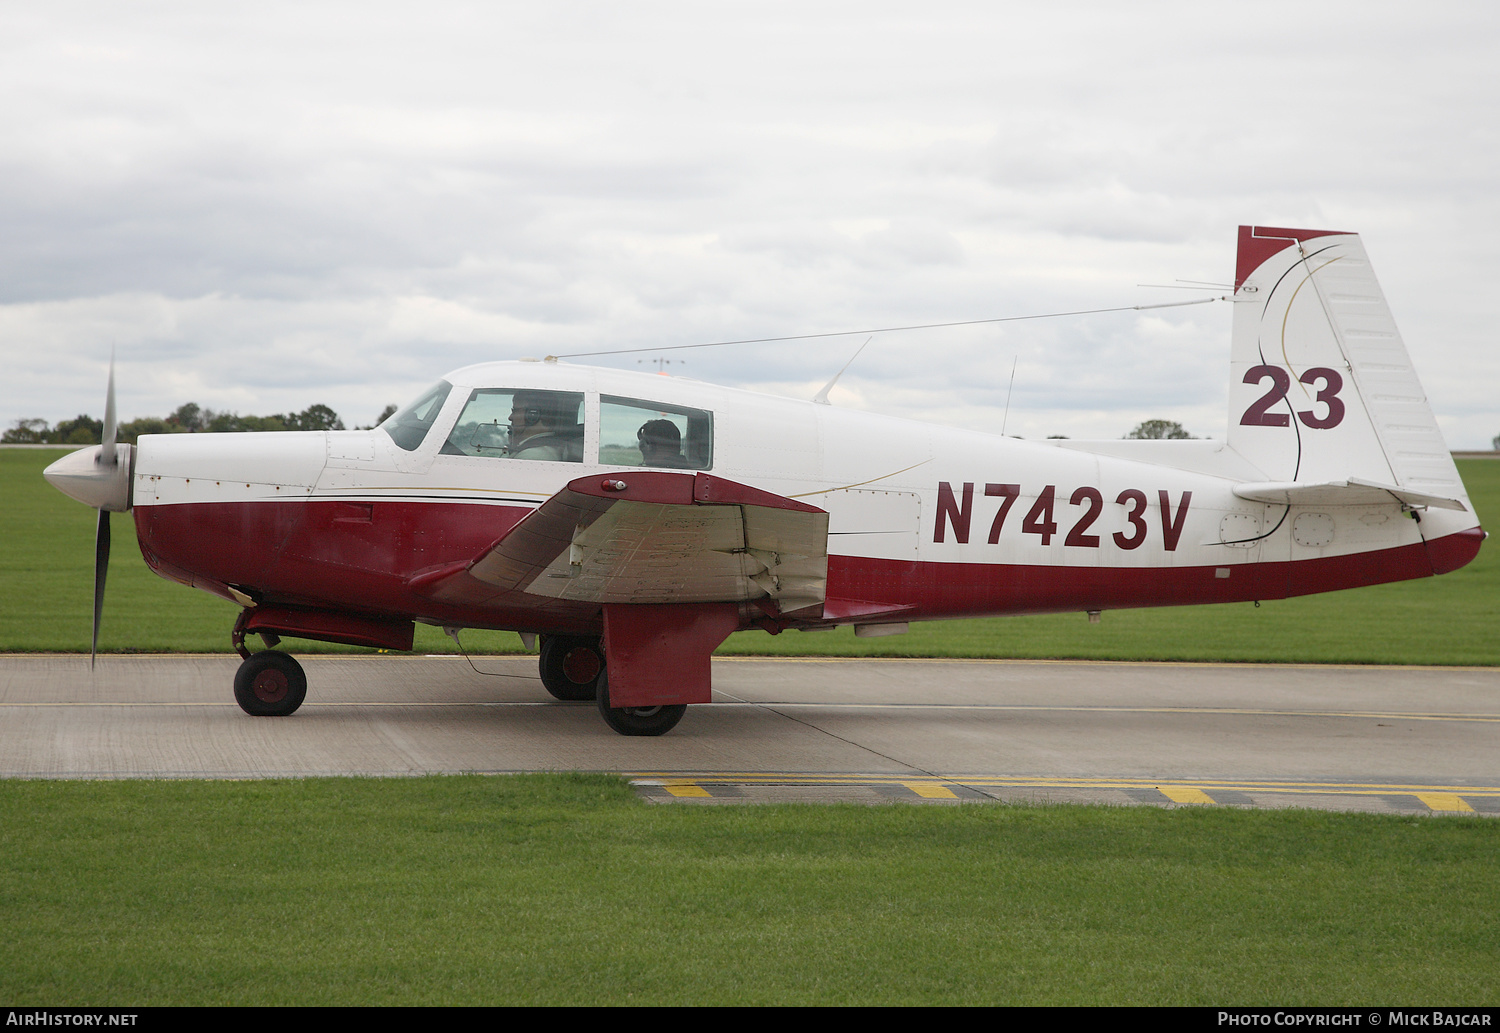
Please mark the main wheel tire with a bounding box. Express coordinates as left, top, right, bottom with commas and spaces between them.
595, 669, 686, 736
538, 635, 604, 701
233, 650, 308, 716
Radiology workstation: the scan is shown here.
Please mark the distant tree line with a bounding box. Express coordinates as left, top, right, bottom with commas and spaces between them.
0, 402, 388, 446
3, 414, 105, 445
8, 408, 1211, 447
1126, 420, 1195, 440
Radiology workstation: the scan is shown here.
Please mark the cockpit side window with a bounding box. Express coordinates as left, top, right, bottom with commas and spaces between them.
599, 396, 713, 470
380, 380, 453, 452
440, 389, 584, 462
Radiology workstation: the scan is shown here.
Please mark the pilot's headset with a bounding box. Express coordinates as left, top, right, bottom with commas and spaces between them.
513, 394, 549, 428
502, 394, 549, 455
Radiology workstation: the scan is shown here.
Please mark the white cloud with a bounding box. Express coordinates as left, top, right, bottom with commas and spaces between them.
1, 2, 1496, 446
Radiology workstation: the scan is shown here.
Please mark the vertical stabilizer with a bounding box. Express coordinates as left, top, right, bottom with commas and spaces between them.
1226, 226, 1467, 511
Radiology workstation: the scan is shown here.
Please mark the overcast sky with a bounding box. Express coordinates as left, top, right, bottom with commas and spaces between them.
2, 1, 1496, 446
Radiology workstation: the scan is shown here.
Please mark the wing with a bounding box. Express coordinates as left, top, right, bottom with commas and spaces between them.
411, 471, 829, 614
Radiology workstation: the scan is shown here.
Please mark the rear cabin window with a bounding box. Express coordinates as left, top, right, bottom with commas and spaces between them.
440, 389, 584, 462
599, 396, 712, 470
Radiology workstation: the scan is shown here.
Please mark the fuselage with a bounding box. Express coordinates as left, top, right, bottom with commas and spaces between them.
129, 360, 1484, 639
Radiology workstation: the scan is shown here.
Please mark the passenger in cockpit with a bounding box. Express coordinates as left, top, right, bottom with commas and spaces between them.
637, 419, 689, 468
509, 393, 575, 461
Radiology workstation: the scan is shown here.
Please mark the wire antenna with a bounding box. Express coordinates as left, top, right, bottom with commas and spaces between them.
1000, 356, 1018, 437
547, 297, 1218, 361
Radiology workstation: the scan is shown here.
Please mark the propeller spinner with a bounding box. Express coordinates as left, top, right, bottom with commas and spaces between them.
42, 355, 133, 667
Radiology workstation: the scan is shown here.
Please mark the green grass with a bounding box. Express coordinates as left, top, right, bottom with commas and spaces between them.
3, 448, 1496, 663
1, 774, 1497, 1006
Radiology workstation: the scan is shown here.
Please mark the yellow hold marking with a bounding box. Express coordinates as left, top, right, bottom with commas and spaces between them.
1415, 793, 1475, 812
1160, 787, 1216, 805
903, 782, 958, 799
663, 782, 713, 798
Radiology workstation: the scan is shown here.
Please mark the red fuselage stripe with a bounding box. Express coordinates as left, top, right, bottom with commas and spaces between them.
134, 499, 1477, 636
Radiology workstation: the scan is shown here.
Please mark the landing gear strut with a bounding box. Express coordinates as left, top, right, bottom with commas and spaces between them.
233, 650, 307, 716
595, 669, 686, 736
537, 635, 605, 701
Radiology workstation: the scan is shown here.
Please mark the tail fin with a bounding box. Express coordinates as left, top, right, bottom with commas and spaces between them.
1226, 225, 1469, 512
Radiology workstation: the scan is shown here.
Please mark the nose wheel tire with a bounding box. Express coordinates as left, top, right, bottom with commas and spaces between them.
595, 669, 686, 736
234, 650, 308, 716
538, 635, 604, 701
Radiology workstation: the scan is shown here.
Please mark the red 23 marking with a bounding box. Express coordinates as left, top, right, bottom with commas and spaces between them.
1240, 365, 1345, 429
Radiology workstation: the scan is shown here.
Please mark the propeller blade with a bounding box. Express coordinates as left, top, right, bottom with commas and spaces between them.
92, 509, 110, 669
100, 349, 118, 466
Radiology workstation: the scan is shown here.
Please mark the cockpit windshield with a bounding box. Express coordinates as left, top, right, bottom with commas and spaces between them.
379, 380, 453, 451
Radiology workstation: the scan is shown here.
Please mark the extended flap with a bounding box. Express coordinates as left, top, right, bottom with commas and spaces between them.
461, 472, 829, 610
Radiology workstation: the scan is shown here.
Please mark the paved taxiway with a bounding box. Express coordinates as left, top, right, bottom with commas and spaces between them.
2, 654, 1497, 813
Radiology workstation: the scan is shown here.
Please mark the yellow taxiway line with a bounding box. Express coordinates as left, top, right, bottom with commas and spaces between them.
629, 772, 1500, 811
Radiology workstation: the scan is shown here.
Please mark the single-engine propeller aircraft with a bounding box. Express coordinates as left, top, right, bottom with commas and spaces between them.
44, 227, 1486, 734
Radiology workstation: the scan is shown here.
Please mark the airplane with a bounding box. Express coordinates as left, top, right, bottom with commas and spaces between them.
43, 226, 1487, 735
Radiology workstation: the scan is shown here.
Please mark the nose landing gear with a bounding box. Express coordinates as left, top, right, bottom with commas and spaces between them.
233, 650, 307, 716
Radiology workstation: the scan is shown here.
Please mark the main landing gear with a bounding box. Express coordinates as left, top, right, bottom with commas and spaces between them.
233, 650, 307, 716
595, 669, 686, 736
538, 634, 685, 736
537, 635, 605, 701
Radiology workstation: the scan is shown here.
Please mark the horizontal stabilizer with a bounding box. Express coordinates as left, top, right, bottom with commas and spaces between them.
1233, 479, 1467, 511
462, 471, 830, 612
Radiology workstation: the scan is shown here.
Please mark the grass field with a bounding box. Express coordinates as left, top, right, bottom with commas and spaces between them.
5, 453, 1497, 1008
1, 774, 1497, 1006
3, 447, 1495, 662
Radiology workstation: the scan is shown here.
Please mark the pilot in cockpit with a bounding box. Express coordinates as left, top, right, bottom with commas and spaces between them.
637, 419, 689, 468
508, 393, 575, 461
